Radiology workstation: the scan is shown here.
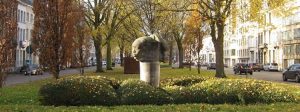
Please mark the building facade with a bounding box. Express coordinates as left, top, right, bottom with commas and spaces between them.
15, 0, 38, 70
223, 0, 300, 70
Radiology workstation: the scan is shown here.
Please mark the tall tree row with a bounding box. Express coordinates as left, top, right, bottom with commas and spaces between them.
184, 9, 205, 73
32, 0, 84, 79
102, 0, 136, 70
84, 0, 112, 72
0, 0, 18, 87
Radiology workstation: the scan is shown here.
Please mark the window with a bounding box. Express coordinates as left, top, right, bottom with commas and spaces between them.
296, 45, 300, 55
26, 12, 29, 22
20, 11, 23, 23
231, 49, 236, 56
284, 45, 294, 55
26, 29, 28, 40
23, 11, 25, 22
17, 10, 20, 22
30, 14, 33, 23
294, 28, 300, 39
17, 28, 20, 41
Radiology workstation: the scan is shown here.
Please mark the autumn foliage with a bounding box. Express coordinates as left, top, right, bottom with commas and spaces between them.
184, 10, 204, 73
0, 0, 18, 87
32, 0, 84, 79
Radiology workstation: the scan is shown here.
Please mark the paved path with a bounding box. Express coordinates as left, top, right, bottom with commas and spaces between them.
3, 67, 96, 86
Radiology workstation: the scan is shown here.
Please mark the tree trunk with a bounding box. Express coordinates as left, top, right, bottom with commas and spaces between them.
120, 46, 124, 66
106, 40, 113, 70
168, 42, 173, 66
189, 45, 192, 71
94, 37, 104, 73
177, 41, 184, 68
79, 48, 84, 75
197, 52, 201, 74
214, 20, 226, 78
53, 64, 60, 79
0, 72, 5, 88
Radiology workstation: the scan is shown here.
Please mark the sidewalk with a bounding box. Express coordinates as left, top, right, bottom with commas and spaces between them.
3, 67, 96, 86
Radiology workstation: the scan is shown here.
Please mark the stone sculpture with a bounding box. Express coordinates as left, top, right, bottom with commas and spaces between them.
132, 34, 168, 87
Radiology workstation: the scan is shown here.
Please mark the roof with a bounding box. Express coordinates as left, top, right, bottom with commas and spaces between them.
19, 0, 33, 6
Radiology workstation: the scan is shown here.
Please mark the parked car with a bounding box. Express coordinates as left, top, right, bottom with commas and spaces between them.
207, 63, 216, 70
248, 63, 263, 72
263, 63, 278, 71
20, 65, 28, 73
102, 61, 107, 65
92, 62, 97, 66
59, 65, 66, 70
23, 64, 43, 75
201, 63, 208, 67
233, 63, 253, 75
224, 63, 228, 68
282, 64, 300, 82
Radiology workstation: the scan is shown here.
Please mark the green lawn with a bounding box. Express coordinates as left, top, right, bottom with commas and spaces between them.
0, 67, 300, 112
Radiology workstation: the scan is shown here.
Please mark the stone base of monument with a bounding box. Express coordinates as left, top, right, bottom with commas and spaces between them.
139, 61, 160, 87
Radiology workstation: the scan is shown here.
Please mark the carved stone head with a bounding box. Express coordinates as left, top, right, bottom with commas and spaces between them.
132, 34, 168, 62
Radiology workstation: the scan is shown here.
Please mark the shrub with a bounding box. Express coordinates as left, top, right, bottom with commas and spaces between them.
189, 79, 298, 104
118, 79, 172, 105
160, 76, 211, 87
163, 85, 195, 104
39, 76, 118, 106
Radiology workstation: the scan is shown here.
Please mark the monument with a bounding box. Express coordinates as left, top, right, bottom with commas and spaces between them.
132, 34, 168, 87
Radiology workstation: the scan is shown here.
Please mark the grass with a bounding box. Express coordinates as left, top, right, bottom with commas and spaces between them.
0, 67, 300, 112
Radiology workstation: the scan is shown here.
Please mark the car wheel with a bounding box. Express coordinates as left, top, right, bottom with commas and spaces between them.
250, 72, 253, 75
296, 75, 300, 83
258, 70, 261, 72
283, 74, 287, 81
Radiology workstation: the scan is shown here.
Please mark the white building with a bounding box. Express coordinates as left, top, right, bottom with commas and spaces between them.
15, 0, 38, 70
223, 0, 300, 70
199, 36, 216, 64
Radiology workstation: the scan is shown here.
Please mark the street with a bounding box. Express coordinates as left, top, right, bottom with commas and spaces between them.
223, 67, 300, 86
3, 67, 97, 86
4, 66, 300, 87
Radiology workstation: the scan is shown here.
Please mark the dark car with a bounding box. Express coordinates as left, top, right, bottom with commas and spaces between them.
282, 64, 300, 82
207, 63, 216, 70
248, 63, 263, 72
23, 65, 43, 75
233, 63, 253, 75
20, 65, 28, 73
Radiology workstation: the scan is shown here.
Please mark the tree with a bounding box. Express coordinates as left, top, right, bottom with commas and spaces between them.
159, 0, 191, 69
73, 2, 91, 75
84, 0, 112, 72
170, 11, 188, 69
184, 10, 205, 73
115, 14, 143, 66
32, 0, 82, 79
190, 0, 234, 78
0, 0, 17, 87
102, 0, 136, 70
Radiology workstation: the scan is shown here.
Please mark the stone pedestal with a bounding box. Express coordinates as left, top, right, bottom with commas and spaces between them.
140, 61, 160, 87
